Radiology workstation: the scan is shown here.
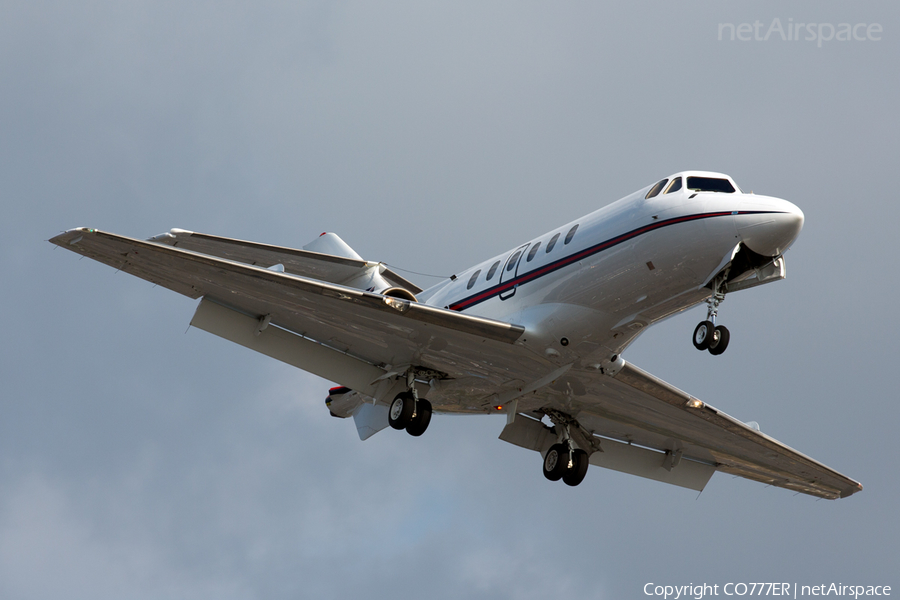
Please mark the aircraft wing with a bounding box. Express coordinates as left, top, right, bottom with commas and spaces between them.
501, 361, 863, 500
49, 228, 544, 401
611, 363, 859, 498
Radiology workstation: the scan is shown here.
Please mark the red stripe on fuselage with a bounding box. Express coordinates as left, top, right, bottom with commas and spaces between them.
447, 211, 771, 311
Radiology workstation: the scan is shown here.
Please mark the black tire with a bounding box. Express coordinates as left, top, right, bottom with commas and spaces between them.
708, 325, 730, 355
388, 392, 415, 430
562, 449, 589, 487
692, 320, 715, 351
406, 399, 432, 437
542, 443, 570, 482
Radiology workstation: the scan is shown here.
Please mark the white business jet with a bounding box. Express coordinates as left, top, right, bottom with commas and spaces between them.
51, 171, 862, 499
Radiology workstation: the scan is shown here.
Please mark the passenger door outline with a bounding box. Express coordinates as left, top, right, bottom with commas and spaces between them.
498, 243, 530, 300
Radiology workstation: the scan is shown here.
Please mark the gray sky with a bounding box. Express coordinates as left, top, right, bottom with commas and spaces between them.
2, 1, 898, 598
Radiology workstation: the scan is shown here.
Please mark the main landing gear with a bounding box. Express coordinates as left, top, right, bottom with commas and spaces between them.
388, 392, 432, 436
692, 276, 731, 356
543, 443, 589, 487
540, 410, 599, 487
387, 370, 433, 436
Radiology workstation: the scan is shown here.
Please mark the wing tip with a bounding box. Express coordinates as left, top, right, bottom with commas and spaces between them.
49, 227, 97, 246
840, 482, 864, 499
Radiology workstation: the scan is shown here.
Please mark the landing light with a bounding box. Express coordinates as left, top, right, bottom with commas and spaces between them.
495, 405, 503, 411
686, 398, 704, 409
383, 296, 410, 312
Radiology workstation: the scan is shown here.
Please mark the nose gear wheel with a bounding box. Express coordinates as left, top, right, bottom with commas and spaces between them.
708, 325, 730, 355
693, 321, 715, 350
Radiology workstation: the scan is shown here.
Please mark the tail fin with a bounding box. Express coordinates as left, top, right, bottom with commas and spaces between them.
302, 232, 363, 260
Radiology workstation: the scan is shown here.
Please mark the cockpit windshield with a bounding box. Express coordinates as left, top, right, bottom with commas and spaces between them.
645, 179, 668, 199
686, 176, 735, 193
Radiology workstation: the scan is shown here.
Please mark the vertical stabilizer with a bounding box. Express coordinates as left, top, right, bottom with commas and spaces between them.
302, 232, 363, 260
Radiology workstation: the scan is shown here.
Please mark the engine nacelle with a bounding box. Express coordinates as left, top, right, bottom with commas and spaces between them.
380, 287, 418, 302
326, 386, 364, 418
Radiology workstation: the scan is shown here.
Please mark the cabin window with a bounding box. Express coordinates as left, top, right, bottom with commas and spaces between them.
664, 177, 682, 194
526, 242, 541, 262
564, 224, 578, 245
645, 179, 668, 199
506, 251, 522, 271
546, 233, 560, 253
687, 176, 735, 193
467, 269, 481, 289
486, 260, 500, 280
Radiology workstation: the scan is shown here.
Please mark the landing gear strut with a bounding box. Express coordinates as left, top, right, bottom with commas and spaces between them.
406, 399, 432, 437
693, 276, 731, 355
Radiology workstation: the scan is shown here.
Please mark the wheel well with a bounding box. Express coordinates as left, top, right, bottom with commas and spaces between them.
710, 243, 779, 291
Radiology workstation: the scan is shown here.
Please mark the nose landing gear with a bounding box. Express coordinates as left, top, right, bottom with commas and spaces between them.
693, 276, 731, 355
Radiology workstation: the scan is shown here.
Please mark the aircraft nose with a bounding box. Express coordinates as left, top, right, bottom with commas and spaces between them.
736, 197, 804, 257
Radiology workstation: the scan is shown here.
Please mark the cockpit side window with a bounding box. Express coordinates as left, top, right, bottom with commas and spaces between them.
645, 179, 668, 199
664, 177, 682, 194
687, 176, 736, 193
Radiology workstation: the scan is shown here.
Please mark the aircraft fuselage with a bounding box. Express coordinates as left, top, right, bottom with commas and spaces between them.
420, 171, 803, 363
